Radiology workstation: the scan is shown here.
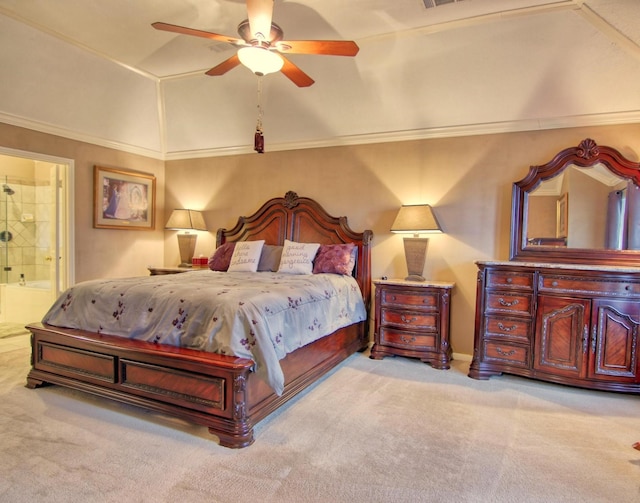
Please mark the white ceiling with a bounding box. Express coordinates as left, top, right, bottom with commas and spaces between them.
0, 0, 639, 159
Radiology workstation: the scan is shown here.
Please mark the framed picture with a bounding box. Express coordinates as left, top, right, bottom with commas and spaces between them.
556, 192, 568, 238
94, 166, 156, 230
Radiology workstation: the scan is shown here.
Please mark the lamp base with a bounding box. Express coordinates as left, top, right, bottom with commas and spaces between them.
177, 233, 197, 268
403, 237, 429, 282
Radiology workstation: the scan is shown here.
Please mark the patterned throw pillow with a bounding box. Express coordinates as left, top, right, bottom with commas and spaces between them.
208, 242, 236, 271
277, 240, 321, 274
228, 240, 265, 272
313, 243, 357, 275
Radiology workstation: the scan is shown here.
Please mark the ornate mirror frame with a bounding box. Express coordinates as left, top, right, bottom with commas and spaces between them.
510, 138, 640, 266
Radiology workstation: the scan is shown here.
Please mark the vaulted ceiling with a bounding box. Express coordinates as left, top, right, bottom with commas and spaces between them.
0, 0, 639, 159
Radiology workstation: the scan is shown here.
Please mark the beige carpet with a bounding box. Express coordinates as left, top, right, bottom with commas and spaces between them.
1, 338, 640, 502
0, 323, 29, 339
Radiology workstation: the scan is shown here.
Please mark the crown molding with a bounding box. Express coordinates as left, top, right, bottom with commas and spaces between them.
2, 109, 639, 162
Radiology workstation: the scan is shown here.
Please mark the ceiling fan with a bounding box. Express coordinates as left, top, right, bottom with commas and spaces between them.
152, 0, 359, 87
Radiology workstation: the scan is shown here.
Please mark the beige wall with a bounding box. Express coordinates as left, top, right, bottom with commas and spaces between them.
3, 120, 640, 357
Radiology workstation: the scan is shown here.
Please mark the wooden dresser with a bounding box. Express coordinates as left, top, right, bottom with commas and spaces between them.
370, 279, 454, 369
470, 261, 640, 393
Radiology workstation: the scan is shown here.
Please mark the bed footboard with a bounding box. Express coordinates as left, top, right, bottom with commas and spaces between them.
26, 320, 367, 448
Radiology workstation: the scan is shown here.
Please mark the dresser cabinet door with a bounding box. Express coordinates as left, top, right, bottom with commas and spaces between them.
589, 299, 640, 382
534, 296, 590, 378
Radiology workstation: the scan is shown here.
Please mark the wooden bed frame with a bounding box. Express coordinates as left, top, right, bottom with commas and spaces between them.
26, 191, 372, 448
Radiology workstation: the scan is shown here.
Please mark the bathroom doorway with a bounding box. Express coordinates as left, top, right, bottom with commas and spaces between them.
0, 147, 73, 332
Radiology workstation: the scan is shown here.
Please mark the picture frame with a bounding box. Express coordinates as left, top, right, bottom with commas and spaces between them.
556, 192, 568, 238
94, 166, 155, 230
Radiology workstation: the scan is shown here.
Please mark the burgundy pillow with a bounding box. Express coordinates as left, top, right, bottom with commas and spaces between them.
313, 243, 357, 275
208, 242, 236, 271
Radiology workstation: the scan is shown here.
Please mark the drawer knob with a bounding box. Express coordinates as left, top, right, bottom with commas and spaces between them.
552, 281, 558, 287
626, 285, 632, 291
401, 315, 418, 324
506, 278, 513, 284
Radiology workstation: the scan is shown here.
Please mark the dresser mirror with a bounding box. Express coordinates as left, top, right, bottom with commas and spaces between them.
510, 138, 640, 266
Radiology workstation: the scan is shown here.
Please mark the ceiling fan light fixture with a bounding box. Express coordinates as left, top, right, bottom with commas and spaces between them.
238, 46, 283, 76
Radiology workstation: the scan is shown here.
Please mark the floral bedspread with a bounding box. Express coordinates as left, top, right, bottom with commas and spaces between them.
42, 270, 367, 395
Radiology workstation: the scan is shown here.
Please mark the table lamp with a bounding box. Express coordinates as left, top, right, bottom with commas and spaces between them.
391, 204, 442, 281
165, 209, 207, 267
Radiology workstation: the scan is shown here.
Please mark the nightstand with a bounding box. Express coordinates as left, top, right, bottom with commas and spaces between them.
370, 278, 454, 369
147, 266, 192, 276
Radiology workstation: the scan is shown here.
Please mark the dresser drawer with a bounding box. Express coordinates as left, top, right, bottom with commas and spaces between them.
484, 315, 531, 341
539, 273, 640, 297
379, 327, 436, 351
483, 340, 529, 367
486, 270, 534, 291
380, 289, 438, 310
485, 292, 533, 315
380, 308, 437, 331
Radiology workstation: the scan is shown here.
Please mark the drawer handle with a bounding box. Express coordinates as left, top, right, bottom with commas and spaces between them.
400, 335, 416, 344
498, 298, 519, 307
626, 285, 632, 291
401, 315, 418, 324
497, 322, 517, 332
496, 347, 516, 357
506, 278, 513, 284
552, 281, 558, 287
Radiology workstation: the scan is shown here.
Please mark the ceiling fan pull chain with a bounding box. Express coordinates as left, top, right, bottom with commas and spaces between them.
254, 76, 265, 153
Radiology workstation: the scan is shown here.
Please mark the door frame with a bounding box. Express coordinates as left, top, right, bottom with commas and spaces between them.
0, 146, 74, 294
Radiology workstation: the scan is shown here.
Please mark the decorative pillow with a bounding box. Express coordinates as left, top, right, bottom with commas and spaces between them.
208, 242, 235, 271
277, 240, 321, 275
228, 240, 265, 272
313, 243, 357, 275
258, 245, 284, 272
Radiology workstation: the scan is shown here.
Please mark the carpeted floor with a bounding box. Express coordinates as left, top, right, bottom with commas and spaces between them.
1, 337, 640, 502
0, 323, 29, 339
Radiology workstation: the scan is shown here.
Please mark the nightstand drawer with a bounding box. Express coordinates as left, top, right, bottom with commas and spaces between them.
379, 327, 436, 351
380, 290, 438, 310
380, 308, 437, 331
484, 315, 531, 341
483, 340, 529, 367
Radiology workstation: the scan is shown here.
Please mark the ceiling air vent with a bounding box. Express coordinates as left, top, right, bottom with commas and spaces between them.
423, 0, 464, 8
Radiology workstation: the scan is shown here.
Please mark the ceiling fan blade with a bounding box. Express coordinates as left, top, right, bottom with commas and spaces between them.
152, 21, 244, 45
276, 40, 359, 57
246, 0, 274, 42
280, 56, 315, 87
205, 54, 242, 76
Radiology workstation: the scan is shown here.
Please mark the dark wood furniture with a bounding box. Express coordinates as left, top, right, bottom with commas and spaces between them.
470, 139, 640, 393
26, 191, 372, 448
470, 261, 640, 392
370, 279, 454, 369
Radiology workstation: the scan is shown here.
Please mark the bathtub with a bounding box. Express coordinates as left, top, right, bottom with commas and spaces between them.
0, 280, 54, 325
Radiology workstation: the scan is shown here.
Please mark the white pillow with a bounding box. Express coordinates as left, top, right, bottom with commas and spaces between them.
227, 240, 265, 272
277, 240, 321, 274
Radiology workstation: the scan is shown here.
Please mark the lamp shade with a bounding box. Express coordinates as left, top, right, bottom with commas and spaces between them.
238, 46, 284, 76
391, 204, 442, 234
165, 209, 207, 231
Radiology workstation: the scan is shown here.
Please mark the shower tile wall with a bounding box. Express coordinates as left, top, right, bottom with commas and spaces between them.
1, 178, 51, 284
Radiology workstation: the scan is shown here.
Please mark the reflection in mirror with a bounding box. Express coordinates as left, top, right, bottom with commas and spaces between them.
526, 163, 640, 250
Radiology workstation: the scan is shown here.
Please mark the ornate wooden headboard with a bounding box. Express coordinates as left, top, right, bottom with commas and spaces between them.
216, 191, 373, 310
